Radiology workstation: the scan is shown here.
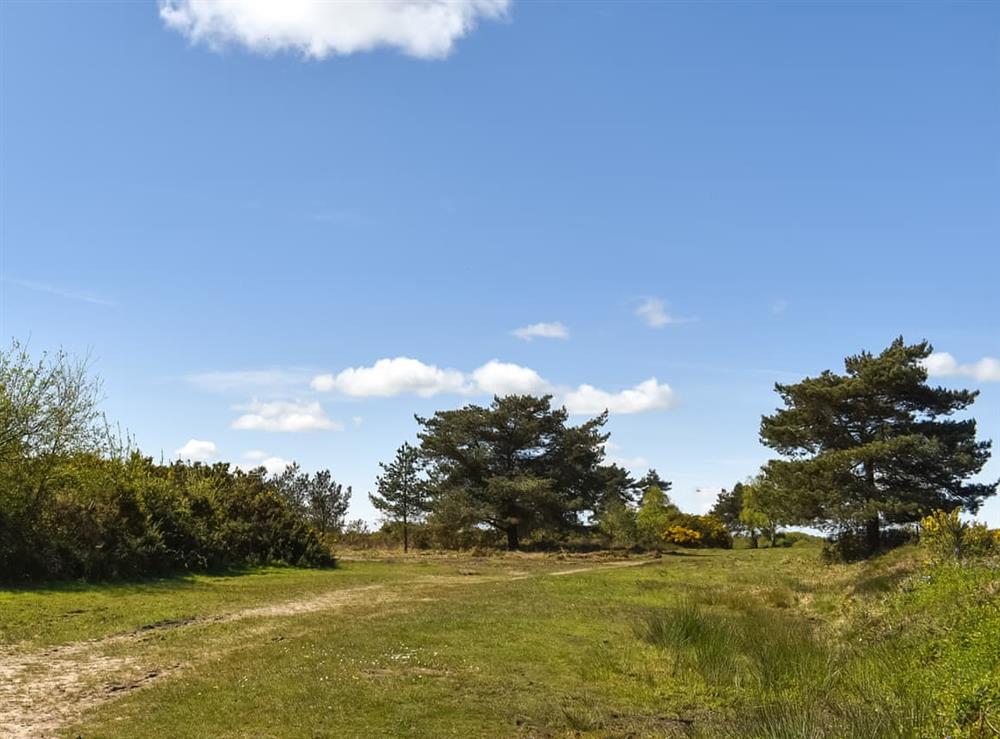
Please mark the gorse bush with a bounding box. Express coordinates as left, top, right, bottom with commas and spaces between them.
920, 508, 999, 561
0, 342, 337, 581
660, 513, 732, 549
660, 524, 703, 547
0, 454, 334, 581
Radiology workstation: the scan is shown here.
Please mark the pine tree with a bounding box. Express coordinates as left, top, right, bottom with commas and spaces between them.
370, 442, 429, 552
760, 338, 996, 554
416, 395, 609, 550
307, 470, 351, 535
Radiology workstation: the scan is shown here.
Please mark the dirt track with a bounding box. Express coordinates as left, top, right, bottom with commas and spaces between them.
0, 559, 655, 738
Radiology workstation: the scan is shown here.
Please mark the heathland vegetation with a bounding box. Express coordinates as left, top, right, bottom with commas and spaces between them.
2, 336, 999, 736
1, 337, 997, 580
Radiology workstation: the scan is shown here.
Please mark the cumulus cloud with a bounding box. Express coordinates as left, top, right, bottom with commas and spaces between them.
311, 358, 675, 415
312, 357, 468, 397
240, 450, 293, 475
175, 438, 218, 461
159, 0, 510, 60
922, 352, 1000, 382
472, 360, 552, 396
635, 298, 692, 328
512, 321, 569, 341
231, 400, 342, 432
562, 378, 674, 415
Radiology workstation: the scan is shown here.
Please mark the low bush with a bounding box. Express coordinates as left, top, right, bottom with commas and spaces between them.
822, 525, 917, 563
920, 508, 999, 562
660, 513, 732, 549
0, 454, 334, 582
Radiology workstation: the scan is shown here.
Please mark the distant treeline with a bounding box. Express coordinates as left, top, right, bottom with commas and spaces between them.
365, 338, 996, 560
4, 334, 996, 579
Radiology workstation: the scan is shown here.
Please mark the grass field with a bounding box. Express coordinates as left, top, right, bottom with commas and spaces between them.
2, 546, 998, 738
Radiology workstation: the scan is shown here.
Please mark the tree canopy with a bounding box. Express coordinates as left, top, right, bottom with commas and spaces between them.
416, 394, 610, 549
760, 337, 996, 552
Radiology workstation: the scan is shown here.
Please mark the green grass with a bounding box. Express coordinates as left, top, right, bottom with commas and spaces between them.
0, 561, 440, 647
3, 546, 998, 738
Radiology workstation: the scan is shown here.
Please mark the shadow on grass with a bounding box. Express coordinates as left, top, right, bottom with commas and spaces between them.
0, 563, 321, 596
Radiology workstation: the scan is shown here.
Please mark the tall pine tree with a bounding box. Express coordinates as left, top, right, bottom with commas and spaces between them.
760, 338, 995, 553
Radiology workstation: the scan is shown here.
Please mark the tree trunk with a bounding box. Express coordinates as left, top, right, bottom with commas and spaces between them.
864, 516, 880, 555
403, 522, 409, 553
864, 462, 880, 554
749, 534, 759, 549
769, 528, 778, 548
506, 525, 519, 551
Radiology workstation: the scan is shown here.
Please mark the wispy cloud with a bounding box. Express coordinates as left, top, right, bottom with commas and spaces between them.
512, 321, 569, 341
186, 369, 312, 394
695, 486, 723, 513
635, 297, 694, 328
602, 441, 648, 471
5, 278, 114, 306
159, 0, 511, 60
922, 352, 1000, 382
771, 299, 789, 315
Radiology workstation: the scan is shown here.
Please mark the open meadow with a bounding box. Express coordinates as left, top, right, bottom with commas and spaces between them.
3, 3, 999, 737
3, 544, 998, 738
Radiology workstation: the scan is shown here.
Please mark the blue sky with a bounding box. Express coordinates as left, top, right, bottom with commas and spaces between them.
1, 1, 998, 525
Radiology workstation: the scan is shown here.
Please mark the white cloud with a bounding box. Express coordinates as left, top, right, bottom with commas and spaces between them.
472, 360, 552, 396
352, 416, 364, 428
312, 357, 468, 397
175, 438, 218, 461
312, 357, 675, 415
512, 322, 569, 341
635, 298, 692, 328
695, 486, 723, 513
602, 442, 648, 471
231, 400, 342, 432
240, 450, 292, 475
186, 368, 311, 393
923, 352, 1000, 382
159, 0, 510, 60
563, 378, 674, 415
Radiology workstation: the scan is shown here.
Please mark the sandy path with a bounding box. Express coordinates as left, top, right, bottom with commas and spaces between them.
0, 559, 656, 738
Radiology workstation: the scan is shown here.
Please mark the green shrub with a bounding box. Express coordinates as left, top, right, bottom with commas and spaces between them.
920, 509, 999, 562
0, 454, 334, 582
822, 525, 916, 563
